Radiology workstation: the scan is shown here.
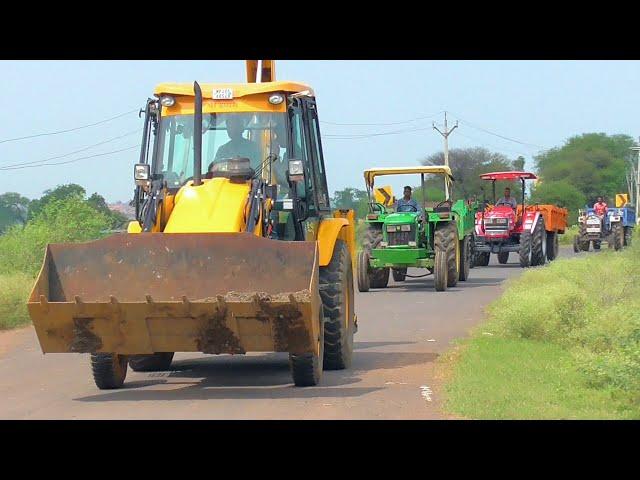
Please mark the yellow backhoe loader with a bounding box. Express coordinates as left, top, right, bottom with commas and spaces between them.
27, 60, 357, 388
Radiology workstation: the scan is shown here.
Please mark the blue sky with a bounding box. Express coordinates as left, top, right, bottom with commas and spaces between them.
1, 60, 638, 202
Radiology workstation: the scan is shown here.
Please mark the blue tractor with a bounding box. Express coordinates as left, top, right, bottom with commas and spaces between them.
573, 202, 635, 252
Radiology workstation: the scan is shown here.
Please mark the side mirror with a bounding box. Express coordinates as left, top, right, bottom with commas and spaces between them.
288, 159, 305, 183
134, 163, 151, 187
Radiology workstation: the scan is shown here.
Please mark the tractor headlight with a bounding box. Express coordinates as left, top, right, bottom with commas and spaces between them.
268, 93, 285, 105
408, 241, 417, 247
400, 224, 411, 232
380, 242, 388, 247
387, 225, 398, 232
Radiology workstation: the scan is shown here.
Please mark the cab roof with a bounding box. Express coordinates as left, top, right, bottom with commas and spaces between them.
364, 166, 453, 188
480, 171, 537, 181
154, 81, 314, 98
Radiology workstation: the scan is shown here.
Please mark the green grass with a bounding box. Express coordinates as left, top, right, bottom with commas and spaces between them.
0, 272, 34, 330
443, 229, 640, 419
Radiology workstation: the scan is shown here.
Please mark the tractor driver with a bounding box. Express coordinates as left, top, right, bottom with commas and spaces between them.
212, 116, 260, 168
395, 186, 424, 219
496, 187, 517, 210
594, 196, 608, 217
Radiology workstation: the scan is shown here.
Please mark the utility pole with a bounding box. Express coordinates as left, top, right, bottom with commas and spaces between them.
630, 138, 640, 224
433, 111, 458, 199
433, 111, 458, 168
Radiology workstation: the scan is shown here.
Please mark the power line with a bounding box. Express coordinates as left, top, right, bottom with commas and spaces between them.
0, 129, 141, 169
320, 111, 444, 127
324, 125, 434, 139
0, 145, 138, 171
448, 111, 546, 150
0, 108, 139, 145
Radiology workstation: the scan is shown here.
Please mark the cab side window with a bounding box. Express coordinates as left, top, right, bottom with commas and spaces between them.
290, 107, 316, 215
307, 110, 330, 210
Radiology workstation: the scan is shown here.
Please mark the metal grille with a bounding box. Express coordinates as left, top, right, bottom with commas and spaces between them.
387, 226, 415, 246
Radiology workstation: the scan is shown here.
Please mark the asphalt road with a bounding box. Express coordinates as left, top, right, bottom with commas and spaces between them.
0, 247, 577, 419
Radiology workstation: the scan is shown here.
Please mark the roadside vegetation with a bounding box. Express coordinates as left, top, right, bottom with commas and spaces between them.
0, 185, 122, 330
443, 231, 640, 419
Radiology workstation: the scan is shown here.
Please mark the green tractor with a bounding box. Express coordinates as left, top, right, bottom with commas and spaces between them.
357, 166, 478, 292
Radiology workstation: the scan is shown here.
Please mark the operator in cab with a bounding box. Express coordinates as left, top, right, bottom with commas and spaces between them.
594, 196, 608, 217
496, 187, 517, 210
395, 186, 424, 219
212, 116, 260, 168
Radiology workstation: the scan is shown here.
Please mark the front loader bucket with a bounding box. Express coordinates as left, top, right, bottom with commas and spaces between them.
28, 233, 321, 356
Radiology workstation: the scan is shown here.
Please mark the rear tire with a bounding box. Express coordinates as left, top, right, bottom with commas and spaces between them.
392, 268, 407, 282
357, 250, 370, 292
458, 235, 471, 281
612, 222, 623, 251
435, 223, 459, 288
129, 352, 174, 372
475, 252, 490, 267
289, 306, 324, 387
497, 251, 509, 264
624, 227, 633, 246
91, 353, 128, 390
531, 218, 547, 266
320, 240, 354, 371
546, 231, 559, 261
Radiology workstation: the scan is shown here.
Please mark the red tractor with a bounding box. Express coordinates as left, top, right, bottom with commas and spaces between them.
473, 171, 568, 268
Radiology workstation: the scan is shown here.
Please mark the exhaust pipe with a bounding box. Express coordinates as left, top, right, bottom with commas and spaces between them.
193, 81, 203, 186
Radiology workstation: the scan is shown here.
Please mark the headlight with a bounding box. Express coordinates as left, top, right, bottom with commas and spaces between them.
400, 224, 411, 232
387, 225, 397, 232
408, 241, 417, 247
159, 95, 175, 107
268, 93, 284, 105
495, 218, 508, 225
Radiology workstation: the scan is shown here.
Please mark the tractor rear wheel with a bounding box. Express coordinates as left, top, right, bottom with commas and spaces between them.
546, 231, 559, 261
612, 222, 623, 251
364, 228, 389, 288
531, 218, 547, 266
129, 353, 174, 372
435, 223, 459, 288
497, 251, 509, 264
289, 305, 324, 386
519, 232, 533, 267
320, 240, 354, 371
357, 250, 370, 292
91, 353, 128, 390
392, 268, 407, 282
458, 235, 471, 281
624, 227, 633, 246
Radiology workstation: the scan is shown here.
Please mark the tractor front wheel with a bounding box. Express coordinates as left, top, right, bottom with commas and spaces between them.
357, 250, 370, 292
573, 235, 580, 253
392, 268, 407, 282
364, 228, 389, 288
475, 252, 490, 267
497, 251, 509, 264
129, 353, 174, 372
433, 249, 448, 291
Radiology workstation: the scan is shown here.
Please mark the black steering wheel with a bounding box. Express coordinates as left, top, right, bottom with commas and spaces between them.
398, 205, 418, 213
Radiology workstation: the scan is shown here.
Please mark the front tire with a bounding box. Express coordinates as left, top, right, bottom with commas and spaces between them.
433, 249, 448, 292
497, 251, 509, 264
475, 252, 490, 267
320, 240, 355, 371
289, 306, 324, 387
91, 353, 128, 390
392, 268, 407, 282
357, 250, 370, 292
363, 227, 389, 288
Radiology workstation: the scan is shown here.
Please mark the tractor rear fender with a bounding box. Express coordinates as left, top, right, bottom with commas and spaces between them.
522, 211, 541, 233
318, 217, 350, 267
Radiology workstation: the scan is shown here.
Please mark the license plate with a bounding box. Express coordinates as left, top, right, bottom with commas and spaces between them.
213, 88, 233, 100
587, 228, 600, 233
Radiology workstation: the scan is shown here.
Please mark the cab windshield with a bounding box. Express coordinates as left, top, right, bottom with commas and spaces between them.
154, 112, 289, 189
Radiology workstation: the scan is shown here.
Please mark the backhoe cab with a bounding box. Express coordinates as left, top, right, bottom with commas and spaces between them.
28, 61, 357, 389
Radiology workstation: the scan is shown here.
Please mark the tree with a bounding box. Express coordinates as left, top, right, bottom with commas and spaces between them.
421, 147, 520, 201
332, 187, 369, 218
534, 133, 633, 204
28, 183, 86, 220
87, 192, 128, 229
0, 192, 30, 232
